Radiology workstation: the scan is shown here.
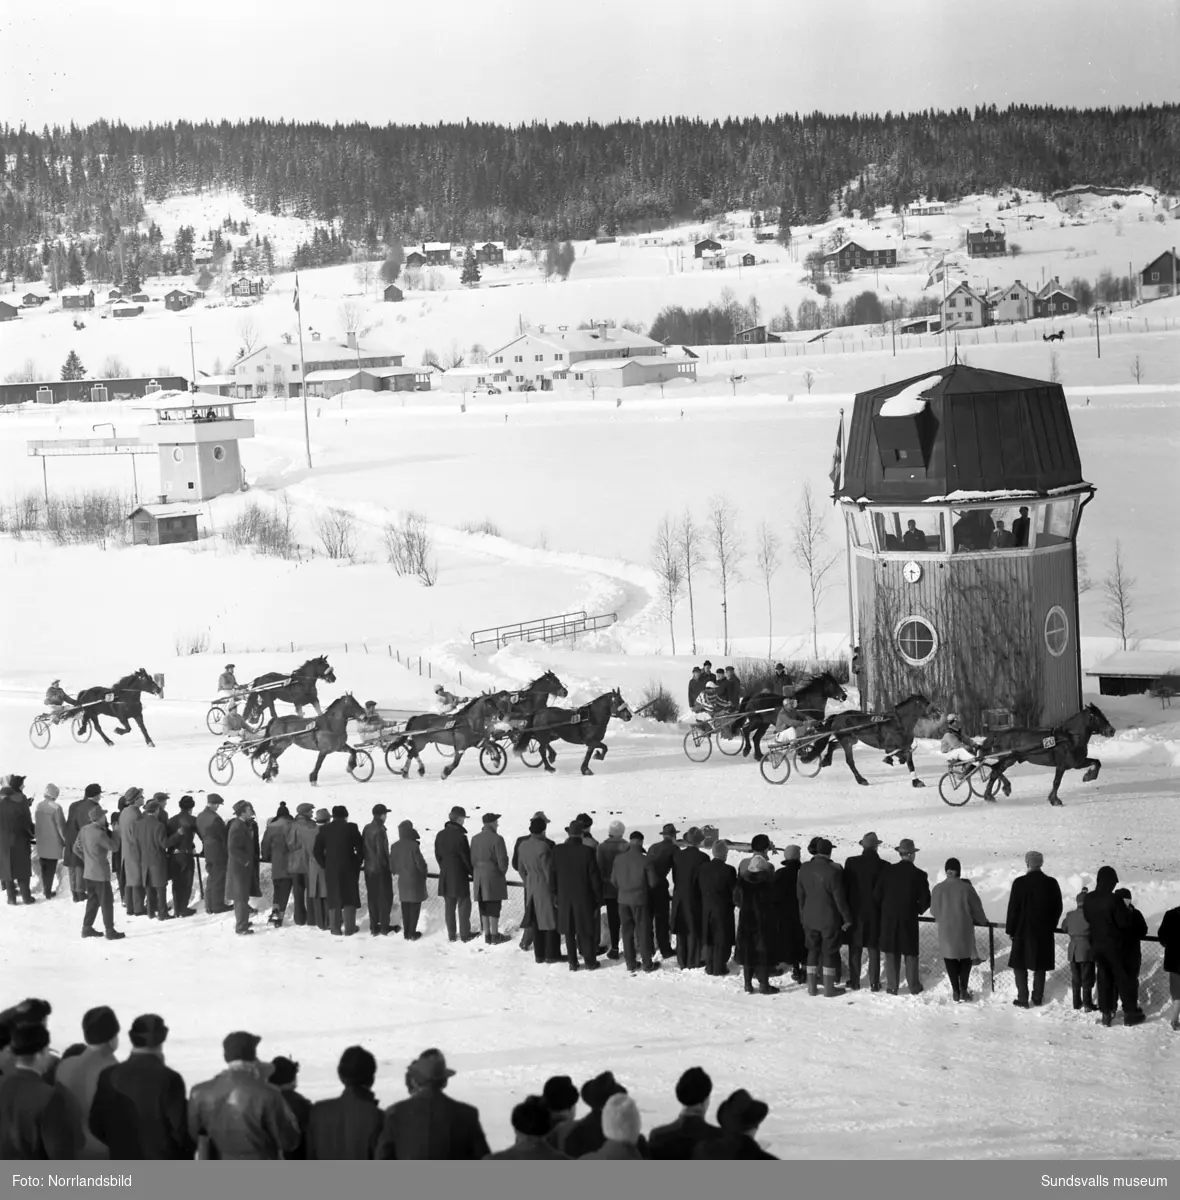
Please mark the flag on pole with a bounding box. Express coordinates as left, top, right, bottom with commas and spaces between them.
293, 274, 300, 313
829, 410, 845, 501
925, 256, 945, 289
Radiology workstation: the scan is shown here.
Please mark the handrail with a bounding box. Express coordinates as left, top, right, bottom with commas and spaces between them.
470, 610, 617, 650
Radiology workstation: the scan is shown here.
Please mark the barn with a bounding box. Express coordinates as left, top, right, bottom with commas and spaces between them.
383, 284, 403, 302
0, 301, 19, 322
694, 238, 722, 258
165, 289, 193, 311
128, 504, 201, 547
837, 363, 1092, 731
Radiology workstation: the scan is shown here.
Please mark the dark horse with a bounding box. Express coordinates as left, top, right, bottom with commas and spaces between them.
500, 670, 568, 725
388, 692, 514, 780
75, 669, 162, 747
809, 694, 941, 787
982, 703, 1116, 806
243, 656, 337, 724
1043, 331, 1065, 342
250, 693, 367, 784
735, 671, 848, 760
510, 689, 633, 776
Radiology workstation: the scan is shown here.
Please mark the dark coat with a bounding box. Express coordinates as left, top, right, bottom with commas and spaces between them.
646, 839, 679, 893
132, 811, 170, 887
281, 1089, 312, 1159
0, 1069, 85, 1159
552, 836, 603, 925
562, 1110, 609, 1160
671, 846, 708, 936
434, 821, 472, 897
610, 845, 651, 907
90, 1053, 192, 1159
361, 820, 391, 877
470, 828, 509, 902
692, 1131, 777, 1159
196, 808, 228, 865
390, 834, 428, 903
796, 855, 852, 932
374, 1089, 490, 1160
698, 858, 738, 945
63, 797, 96, 869
224, 817, 261, 903
516, 834, 558, 931
1084, 882, 1134, 960
487, 1136, 570, 1159
261, 817, 293, 880
687, 676, 704, 708
1124, 906, 1148, 974
648, 1112, 721, 1159
596, 835, 628, 900
1158, 906, 1180, 974
736, 871, 778, 965
1005, 870, 1063, 971
0, 788, 35, 884
771, 862, 806, 964
314, 816, 364, 910
843, 849, 887, 946
188, 1065, 301, 1160
307, 1087, 383, 1160
874, 860, 931, 957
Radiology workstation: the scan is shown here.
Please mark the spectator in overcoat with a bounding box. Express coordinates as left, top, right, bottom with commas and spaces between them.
261, 804, 296, 928
0, 999, 59, 1082
771, 845, 806, 984
797, 837, 853, 997
116, 789, 146, 916
284, 803, 317, 928
34, 784, 66, 899
314, 806, 364, 937
553, 819, 603, 970
77, 807, 123, 941
687, 667, 705, 709
874, 838, 931, 995
434, 806, 475, 942
611, 832, 656, 973
361, 805, 394, 936
390, 819, 428, 940
1063, 888, 1097, 1011
188, 1032, 300, 1159
576, 814, 604, 949
56, 1006, 121, 1158
89, 1014, 191, 1159
737, 855, 781, 995
542, 1075, 579, 1152
374, 1049, 489, 1160
512, 811, 552, 953
671, 827, 709, 969
166, 797, 199, 918
470, 813, 510, 945
691, 1089, 777, 1160
517, 817, 561, 963
268, 1056, 310, 1158
596, 819, 628, 959
1084, 866, 1144, 1027
1158, 903, 1180, 1033
306, 810, 331, 930
0, 1023, 85, 1159
563, 1071, 628, 1160
0, 776, 37, 905
697, 840, 737, 977
64, 785, 102, 902
843, 831, 887, 991
134, 799, 172, 921
307, 1046, 382, 1160
196, 795, 229, 915
487, 1096, 571, 1159
579, 1094, 644, 1160
929, 858, 987, 1002
225, 801, 261, 936
1116, 888, 1149, 1017
645, 823, 680, 959
648, 1067, 720, 1160
1005, 850, 1063, 1008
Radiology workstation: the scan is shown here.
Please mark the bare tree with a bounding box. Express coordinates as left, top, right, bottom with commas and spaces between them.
756, 520, 782, 658
1102, 539, 1136, 650
651, 515, 684, 654
1130, 355, 1144, 385
353, 261, 376, 294
384, 512, 437, 585
237, 316, 260, 357
802, 369, 815, 394
707, 496, 745, 655
791, 482, 840, 659
676, 508, 707, 654
313, 507, 356, 561
1077, 548, 1093, 595
339, 300, 364, 338
101, 355, 131, 378
442, 340, 465, 370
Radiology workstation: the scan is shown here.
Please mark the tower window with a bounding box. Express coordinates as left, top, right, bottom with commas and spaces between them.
896, 617, 938, 666
1044, 606, 1069, 657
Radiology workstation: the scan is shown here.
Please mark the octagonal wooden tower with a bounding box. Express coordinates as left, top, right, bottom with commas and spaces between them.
836, 364, 1092, 730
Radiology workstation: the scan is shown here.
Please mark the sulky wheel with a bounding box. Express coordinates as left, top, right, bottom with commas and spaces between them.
243, 705, 265, 732
479, 742, 507, 776
208, 749, 235, 786
759, 749, 792, 785
206, 706, 227, 736
71, 715, 92, 743
682, 729, 713, 763
249, 749, 269, 779
520, 739, 544, 769
349, 749, 375, 782
384, 742, 407, 773
793, 743, 824, 778
715, 722, 743, 757
968, 762, 995, 798
29, 716, 51, 750
938, 769, 972, 807
433, 741, 450, 757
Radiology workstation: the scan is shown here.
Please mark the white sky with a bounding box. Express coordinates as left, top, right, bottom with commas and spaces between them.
2, 0, 1177, 128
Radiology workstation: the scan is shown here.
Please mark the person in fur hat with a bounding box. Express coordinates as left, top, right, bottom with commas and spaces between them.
579, 1094, 644, 1159
736, 855, 781, 995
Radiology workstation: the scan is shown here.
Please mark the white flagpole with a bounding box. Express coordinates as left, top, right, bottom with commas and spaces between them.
295, 275, 311, 469
840, 407, 857, 674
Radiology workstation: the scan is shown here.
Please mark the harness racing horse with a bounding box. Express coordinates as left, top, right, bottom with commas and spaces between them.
75, 669, 162, 748
511, 689, 633, 776
242, 656, 337, 724
981, 703, 1116, 806
736, 671, 848, 761
250, 693, 367, 784
502, 671, 569, 723
809, 694, 940, 787
389, 692, 515, 780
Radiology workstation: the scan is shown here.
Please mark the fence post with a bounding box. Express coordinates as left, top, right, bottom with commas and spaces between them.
396, 650, 400, 663
345, 642, 348, 653
290, 642, 294, 653
459, 671, 462, 686
988, 924, 996, 994
418, 657, 422, 676
428, 663, 432, 679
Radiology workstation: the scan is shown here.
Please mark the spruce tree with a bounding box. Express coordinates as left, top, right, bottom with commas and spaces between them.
61, 350, 86, 381
460, 246, 481, 286
66, 245, 85, 286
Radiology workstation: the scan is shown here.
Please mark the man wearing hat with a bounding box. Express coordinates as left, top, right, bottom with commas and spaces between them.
512, 812, 554, 953
196, 795, 229, 915
268, 1056, 310, 1158
772, 662, 791, 697
116, 789, 147, 917
470, 814, 511, 945
772, 846, 807, 985
553, 818, 603, 971
541, 1074, 580, 1152
797, 837, 853, 997
64, 784, 103, 903
0, 774, 36, 906
698, 840, 737, 977
374, 1049, 490, 1160
610, 832, 658, 973
261, 803, 296, 929
649, 1066, 721, 1159
390, 819, 428, 940
646, 823, 680, 960
78, 805, 124, 941
1005, 851, 1063, 1009
90, 1014, 192, 1159
314, 806, 365, 937
225, 801, 261, 935
362, 804, 395, 937
0, 1022, 85, 1158
596, 819, 628, 960
693, 1089, 777, 1160
671, 827, 708, 969
167, 797, 200, 918
434, 807, 475, 942
873, 838, 931, 995
562, 1070, 635, 1160
217, 664, 239, 695
488, 1095, 571, 1159
701, 660, 716, 685
134, 798, 172, 921
843, 833, 888, 991
188, 1032, 300, 1159
304, 809, 332, 931
56, 1005, 121, 1157
307, 1046, 383, 1160
516, 816, 562, 964
284, 803, 317, 927
687, 666, 705, 709
34, 783, 66, 899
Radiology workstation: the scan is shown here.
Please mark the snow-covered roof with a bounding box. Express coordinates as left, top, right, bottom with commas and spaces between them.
366, 365, 420, 378
59, 288, 94, 297
305, 369, 367, 382
580, 356, 695, 371
442, 366, 498, 377
196, 374, 237, 386
1086, 650, 1180, 679
879, 375, 940, 416
827, 236, 896, 254
423, 242, 452, 253
129, 504, 203, 520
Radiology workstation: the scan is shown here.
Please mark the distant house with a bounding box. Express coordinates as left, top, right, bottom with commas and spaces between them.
61, 289, 95, 310
233, 337, 403, 399
128, 504, 201, 547
112, 305, 144, 319
22, 291, 49, 307
735, 324, 767, 345
565, 356, 698, 390
106, 288, 123, 303
195, 374, 237, 397
193, 249, 213, 265
230, 277, 264, 298
165, 289, 193, 311
966, 224, 1006, 258
989, 280, 1036, 324
0, 300, 20, 322
702, 250, 726, 269
941, 282, 991, 329
741, 252, 756, 268
484, 324, 667, 391
694, 238, 722, 259
1034, 278, 1078, 319
1140, 250, 1179, 301
822, 239, 897, 274
130, 292, 151, 304
899, 317, 940, 335
906, 200, 946, 217
423, 242, 452, 266
383, 284, 403, 303
404, 250, 427, 269
476, 241, 505, 264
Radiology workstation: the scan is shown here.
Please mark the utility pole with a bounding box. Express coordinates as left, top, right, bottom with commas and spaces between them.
189, 326, 197, 385
294, 274, 312, 469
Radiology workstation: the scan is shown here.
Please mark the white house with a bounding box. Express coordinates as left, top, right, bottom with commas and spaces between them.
941, 282, 991, 329
485, 324, 667, 390
988, 280, 1037, 324
233, 334, 403, 398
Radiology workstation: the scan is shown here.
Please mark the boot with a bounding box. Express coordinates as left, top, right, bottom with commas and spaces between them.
757, 966, 779, 995
82, 927, 104, 939
823, 967, 845, 998
1124, 1010, 1146, 1027
806, 966, 819, 997
105, 930, 126, 941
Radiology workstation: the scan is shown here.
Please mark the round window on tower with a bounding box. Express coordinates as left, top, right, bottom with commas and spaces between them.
171, 447, 184, 463
895, 616, 938, 667
1044, 606, 1069, 658
212, 444, 226, 462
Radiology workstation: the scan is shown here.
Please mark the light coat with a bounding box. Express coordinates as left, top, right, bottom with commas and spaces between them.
1062, 907, 1094, 963
516, 833, 558, 931
35, 798, 67, 861
76, 822, 117, 883
260, 817, 293, 879
118, 805, 145, 887
390, 834, 428, 903
929, 875, 987, 960
470, 827, 509, 902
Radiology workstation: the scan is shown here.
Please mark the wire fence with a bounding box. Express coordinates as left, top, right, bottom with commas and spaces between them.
195, 642, 464, 687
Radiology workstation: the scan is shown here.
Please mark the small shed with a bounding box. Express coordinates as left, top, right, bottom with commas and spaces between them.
405, 251, 427, 269
106, 288, 123, 302
0, 301, 19, 322
383, 284, 403, 303
130, 292, 151, 304
1085, 650, 1180, 697
112, 305, 144, 319
741, 252, 756, 267
736, 324, 767, 345
128, 504, 201, 546
165, 289, 193, 311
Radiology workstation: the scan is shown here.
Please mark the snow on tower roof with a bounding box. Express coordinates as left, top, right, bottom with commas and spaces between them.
878, 375, 941, 416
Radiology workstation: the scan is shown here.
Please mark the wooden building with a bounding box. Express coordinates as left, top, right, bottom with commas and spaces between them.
423, 242, 452, 266
130, 292, 151, 304
822, 240, 898, 274
112, 304, 143, 319
989, 280, 1036, 324
383, 284, 403, 302
741, 252, 757, 267
1034, 279, 1078, 319
165, 289, 194, 311
736, 324, 767, 345
22, 292, 49, 306
128, 504, 201, 547
1140, 250, 1179, 301
966, 225, 1006, 257
836, 364, 1092, 730
0, 300, 19, 322
404, 250, 427, 269
138, 400, 255, 502
230, 277, 264, 298
0, 375, 188, 406
61, 289, 95, 309
106, 288, 123, 302
941, 282, 991, 330
694, 238, 722, 258
1085, 649, 1180, 697
476, 242, 505, 264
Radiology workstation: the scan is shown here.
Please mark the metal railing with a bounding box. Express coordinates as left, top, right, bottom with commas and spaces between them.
470, 610, 618, 650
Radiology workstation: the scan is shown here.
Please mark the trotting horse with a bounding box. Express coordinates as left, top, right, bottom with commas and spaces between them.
249, 693, 367, 784
981, 703, 1116, 806
75, 669, 162, 747
511, 689, 633, 775
243, 656, 337, 724
809, 693, 941, 787
388, 692, 515, 780
735, 671, 848, 761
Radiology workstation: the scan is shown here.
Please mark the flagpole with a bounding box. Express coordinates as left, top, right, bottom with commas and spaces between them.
942, 255, 949, 366
295, 274, 312, 469
839, 407, 857, 675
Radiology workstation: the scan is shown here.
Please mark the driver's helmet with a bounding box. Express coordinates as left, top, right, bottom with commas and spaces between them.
704, 681, 717, 691
434, 685, 445, 695
946, 713, 961, 729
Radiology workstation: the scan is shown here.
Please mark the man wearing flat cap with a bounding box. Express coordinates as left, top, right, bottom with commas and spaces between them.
284, 803, 318, 928
134, 798, 173, 922
671, 827, 709, 969
553, 819, 604, 970
692, 1089, 777, 1160
361, 804, 395, 937
226, 801, 261, 936
646, 822, 680, 960
261, 803, 296, 929
117, 789, 147, 917
167, 797, 199, 918
873, 838, 930, 995
374, 1049, 489, 1160
470, 814, 510, 945
797, 836, 853, 998
1005, 850, 1063, 1009
843, 833, 888, 991
196, 795, 229, 915
434, 807, 475, 942
314, 806, 365, 937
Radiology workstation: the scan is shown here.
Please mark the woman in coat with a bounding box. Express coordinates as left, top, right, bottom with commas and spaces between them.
390, 820, 428, 940
0, 775, 36, 904
314, 806, 364, 936
735, 857, 780, 996
469, 815, 510, 945
34, 784, 67, 899
516, 819, 560, 963
928, 858, 987, 1002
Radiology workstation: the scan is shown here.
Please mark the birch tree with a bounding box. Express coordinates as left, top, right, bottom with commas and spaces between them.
707, 496, 745, 655
651, 515, 684, 655
756, 520, 782, 659
791, 482, 840, 660
676, 508, 707, 655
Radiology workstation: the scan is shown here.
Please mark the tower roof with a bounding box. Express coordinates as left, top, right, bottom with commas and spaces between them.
838, 364, 1085, 503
